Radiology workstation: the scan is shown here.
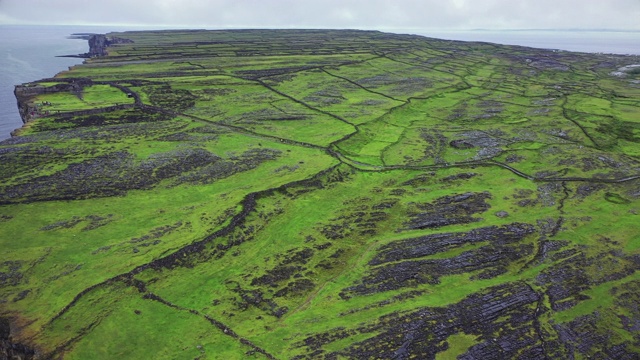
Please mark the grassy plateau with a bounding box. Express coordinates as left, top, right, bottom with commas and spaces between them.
1, 29, 640, 359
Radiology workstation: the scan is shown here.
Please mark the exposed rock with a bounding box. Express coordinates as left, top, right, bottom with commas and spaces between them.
87, 34, 134, 57
302, 283, 543, 359
0, 318, 36, 359
342, 223, 536, 296
403, 192, 492, 230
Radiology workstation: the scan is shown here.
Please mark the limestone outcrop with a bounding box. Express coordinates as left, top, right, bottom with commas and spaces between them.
86, 34, 133, 57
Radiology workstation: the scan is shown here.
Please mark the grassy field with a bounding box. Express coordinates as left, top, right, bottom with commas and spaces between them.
1, 29, 640, 359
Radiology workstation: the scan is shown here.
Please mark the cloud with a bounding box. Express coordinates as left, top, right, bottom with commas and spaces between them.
0, 0, 639, 30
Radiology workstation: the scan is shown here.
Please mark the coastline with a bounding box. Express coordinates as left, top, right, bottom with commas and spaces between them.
0, 25, 146, 141
9, 33, 117, 136
10, 36, 99, 136
0, 26, 90, 141
4, 28, 640, 141
2, 28, 640, 359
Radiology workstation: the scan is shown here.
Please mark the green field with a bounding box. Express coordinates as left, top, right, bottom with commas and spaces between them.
2, 29, 640, 359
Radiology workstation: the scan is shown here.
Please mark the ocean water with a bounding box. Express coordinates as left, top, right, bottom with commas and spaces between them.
0, 25, 140, 140
413, 30, 640, 55
1, 26, 639, 140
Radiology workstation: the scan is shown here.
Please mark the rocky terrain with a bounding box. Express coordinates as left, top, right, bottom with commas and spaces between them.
1, 29, 640, 359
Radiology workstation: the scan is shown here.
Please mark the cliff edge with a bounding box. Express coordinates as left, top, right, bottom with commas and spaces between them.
12, 33, 134, 129
60, 34, 133, 58
13, 79, 90, 126
86, 34, 134, 57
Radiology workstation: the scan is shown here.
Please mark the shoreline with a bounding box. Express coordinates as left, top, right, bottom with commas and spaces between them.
10, 34, 112, 134
0, 27, 95, 141
5, 28, 640, 140
10, 36, 99, 135
2, 28, 640, 359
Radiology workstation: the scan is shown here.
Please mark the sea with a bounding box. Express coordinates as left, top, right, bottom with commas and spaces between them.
1, 26, 639, 140
0, 25, 141, 140
415, 29, 640, 56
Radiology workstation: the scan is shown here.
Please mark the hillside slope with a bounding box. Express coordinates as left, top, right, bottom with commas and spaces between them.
2, 29, 640, 359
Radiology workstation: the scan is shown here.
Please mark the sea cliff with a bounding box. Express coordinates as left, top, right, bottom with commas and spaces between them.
12, 32, 134, 134
2, 29, 640, 359
86, 34, 133, 57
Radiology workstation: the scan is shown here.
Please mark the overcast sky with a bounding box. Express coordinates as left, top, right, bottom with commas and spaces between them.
1, 0, 640, 31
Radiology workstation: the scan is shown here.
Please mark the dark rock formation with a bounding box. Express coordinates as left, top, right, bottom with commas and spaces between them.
87, 34, 133, 57
0, 318, 35, 359
301, 283, 544, 359
341, 223, 536, 297
403, 192, 492, 230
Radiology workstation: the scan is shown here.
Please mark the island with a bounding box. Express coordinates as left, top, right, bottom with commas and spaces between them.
2, 29, 640, 359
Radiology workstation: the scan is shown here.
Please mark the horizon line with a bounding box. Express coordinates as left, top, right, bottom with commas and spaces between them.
1, 23, 640, 33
